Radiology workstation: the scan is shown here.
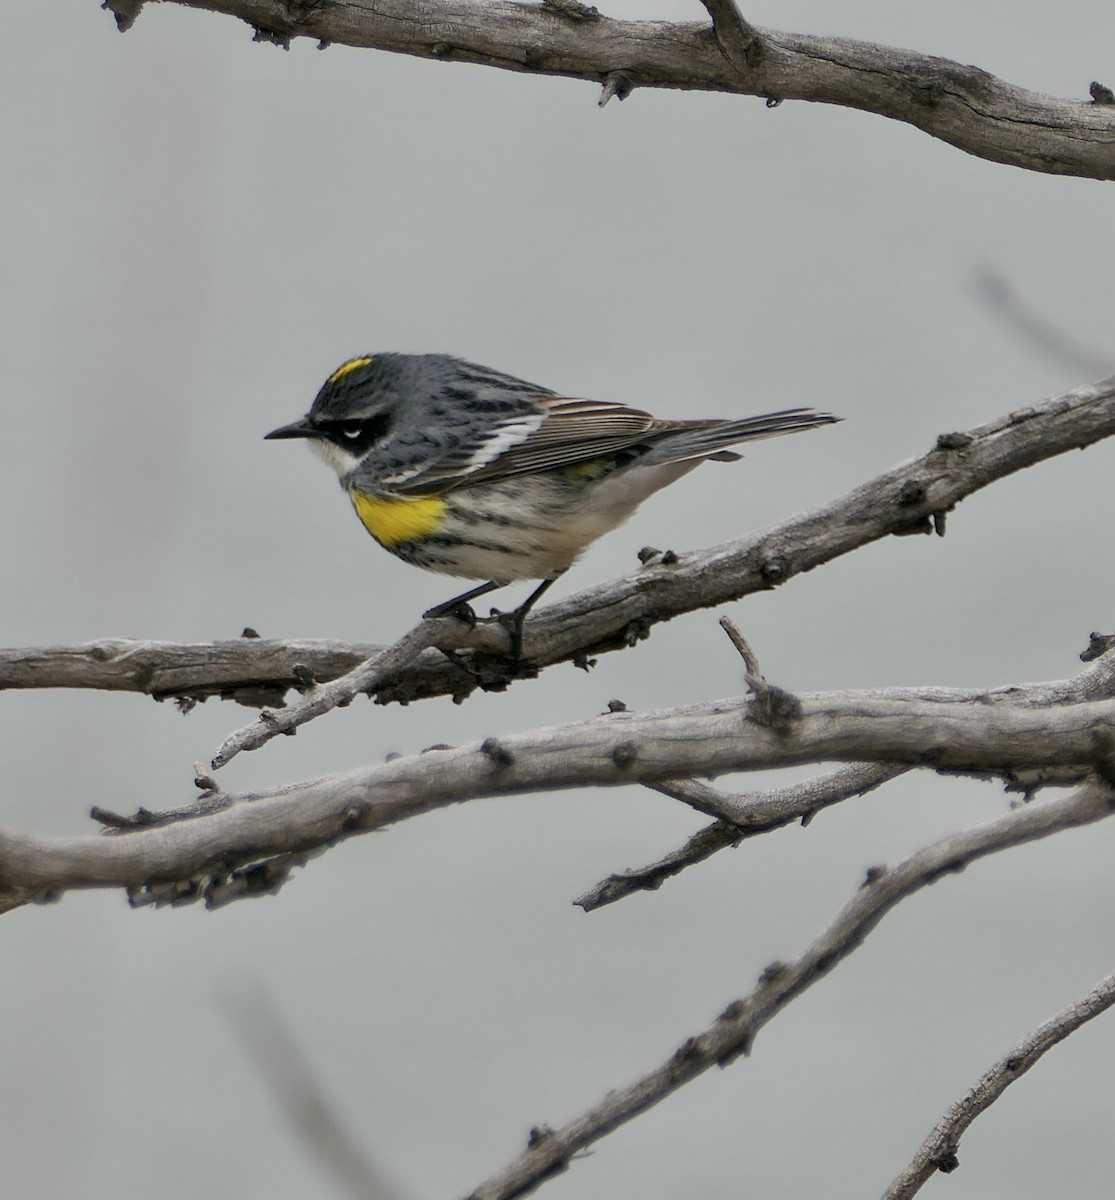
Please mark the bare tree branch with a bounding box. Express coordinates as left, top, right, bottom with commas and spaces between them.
0, 635, 385, 706
881, 968, 1115, 1199
574, 639, 1115, 907
228, 990, 409, 1200
3, 651, 1115, 912
974, 268, 1114, 379
211, 619, 450, 768
576, 764, 910, 911
6, 376, 1115, 717
103, 0, 1115, 179
462, 779, 1115, 1200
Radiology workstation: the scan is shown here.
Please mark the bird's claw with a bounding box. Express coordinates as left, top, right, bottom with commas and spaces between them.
423, 599, 479, 628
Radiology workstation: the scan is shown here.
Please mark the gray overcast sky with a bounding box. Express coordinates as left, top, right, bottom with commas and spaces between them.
2, 3, 1114, 1198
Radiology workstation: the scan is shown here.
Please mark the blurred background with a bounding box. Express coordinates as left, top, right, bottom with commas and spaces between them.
2, 2, 1114, 1196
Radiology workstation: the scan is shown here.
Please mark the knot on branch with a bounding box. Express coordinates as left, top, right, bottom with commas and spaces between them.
527, 1124, 556, 1147
1088, 726, 1115, 791
699, 0, 764, 73
759, 555, 787, 583
1081, 631, 1115, 662
481, 737, 516, 767
252, 25, 293, 49
719, 617, 801, 733
541, 0, 600, 20
599, 72, 633, 107
907, 78, 946, 107
102, 0, 144, 32
932, 1149, 961, 1174
747, 683, 801, 732
612, 741, 639, 769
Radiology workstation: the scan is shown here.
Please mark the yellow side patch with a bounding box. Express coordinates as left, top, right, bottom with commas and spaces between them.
327, 356, 374, 386
351, 490, 447, 548
564, 457, 611, 485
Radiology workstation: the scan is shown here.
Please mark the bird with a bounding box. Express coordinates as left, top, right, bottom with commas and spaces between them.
265, 353, 840, 658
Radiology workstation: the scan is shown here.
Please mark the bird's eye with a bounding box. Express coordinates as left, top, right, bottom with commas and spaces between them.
338, 421, 364, 440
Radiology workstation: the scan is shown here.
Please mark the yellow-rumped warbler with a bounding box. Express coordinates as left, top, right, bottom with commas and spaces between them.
266, 353, 839, 655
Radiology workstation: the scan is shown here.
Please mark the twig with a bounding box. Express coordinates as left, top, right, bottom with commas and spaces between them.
598, 71, 633, 106
881, 967, 1115, 1199
576, 764, 909, 910
718, 617, 763, 682
718, 617, 801, 731
974, 268, 1112, 378
112, 0, 1115, 179
698, 0, 763, 71
211, 619, 459, 768
462, 780, 1115, 1200
227, 989, 408, 1200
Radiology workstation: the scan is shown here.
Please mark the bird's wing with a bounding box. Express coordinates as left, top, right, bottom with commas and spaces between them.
386, 396, 659, 495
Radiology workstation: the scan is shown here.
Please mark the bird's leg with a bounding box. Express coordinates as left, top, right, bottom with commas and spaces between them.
423, 580, 503, 627
495, 574, 562, 661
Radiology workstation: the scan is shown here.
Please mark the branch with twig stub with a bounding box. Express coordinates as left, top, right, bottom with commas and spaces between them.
578, 624, 1115, 908
102, 0, 1115, 179
881, 967, 1115, 1199
1, 643, 1115, 913
462, 779, 1115, 1200
4, 377, 1115, 729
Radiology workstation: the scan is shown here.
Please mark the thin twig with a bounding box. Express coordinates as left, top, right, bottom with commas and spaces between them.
974, 268, 1112, 378
881, 967, 1115, 1199
698, 0, 763, 70
576, 764, 909, 910
227, 989, 408, 1200
211, 619, 447, 768
718, 617, 763, 682
462, 780, 1115, 1200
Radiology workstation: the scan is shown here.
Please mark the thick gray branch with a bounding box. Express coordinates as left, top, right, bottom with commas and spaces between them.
6, 376, 1115, 711
881, 968, 1115, 1199
462, 780, 1115, 1200
3, 659, 1115, 910
107, 0, 1115, 179
0, 636, 384, 706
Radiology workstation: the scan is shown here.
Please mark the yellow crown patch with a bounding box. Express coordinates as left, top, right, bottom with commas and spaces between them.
327, 356, 374, 386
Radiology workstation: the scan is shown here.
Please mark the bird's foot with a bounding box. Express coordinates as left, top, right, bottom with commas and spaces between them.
423, 599, 479, 628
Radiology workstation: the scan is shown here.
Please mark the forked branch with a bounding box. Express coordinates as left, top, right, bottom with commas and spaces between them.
463, 780, 1115, 1200
2, 650, 1115, 912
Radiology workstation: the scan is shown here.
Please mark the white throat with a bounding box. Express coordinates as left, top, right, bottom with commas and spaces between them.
308, 437, 364, 478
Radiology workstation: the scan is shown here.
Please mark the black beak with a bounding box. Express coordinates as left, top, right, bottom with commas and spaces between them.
264, 416, 316, 441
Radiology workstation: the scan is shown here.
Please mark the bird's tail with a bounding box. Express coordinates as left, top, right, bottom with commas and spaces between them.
642, 408, 840, 465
